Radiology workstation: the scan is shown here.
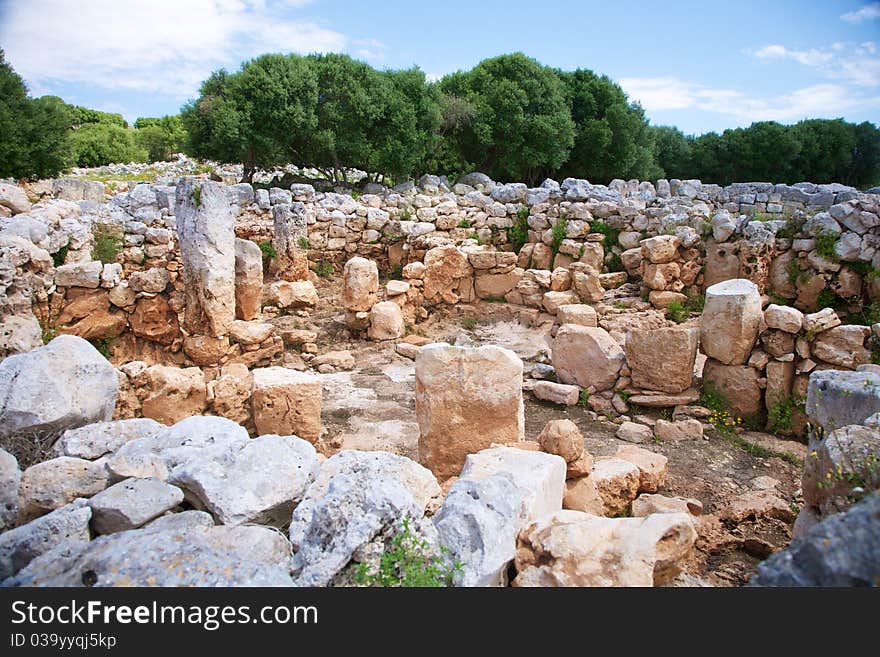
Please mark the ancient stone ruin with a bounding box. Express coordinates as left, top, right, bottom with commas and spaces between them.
0, 169, 878, 587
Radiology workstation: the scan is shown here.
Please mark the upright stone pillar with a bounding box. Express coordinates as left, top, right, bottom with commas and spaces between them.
700, 279, 762, 366
234, 238, 263, 321
273, 202, 309, 281
175, 178, 236, 337
342, 257, 378, 331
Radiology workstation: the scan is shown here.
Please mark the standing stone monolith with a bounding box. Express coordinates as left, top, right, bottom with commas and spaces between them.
234, 238, 263, 321
273, 203, 310, 281
175, 178, 236, 337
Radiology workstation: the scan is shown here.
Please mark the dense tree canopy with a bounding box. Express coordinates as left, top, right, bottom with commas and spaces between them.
2, 48, 879, 188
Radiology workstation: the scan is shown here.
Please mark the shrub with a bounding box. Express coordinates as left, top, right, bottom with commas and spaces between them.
666, 300, 688, 324
355, 517, 460, 587
51, 243, 69, 268
457, 219, 472, 229
258, 240, 276, 269
91, 224, 123, 264
390, 264, 404, 280
461, 316, 477, 330
578, 388, 590, 407
507, 207, 530, 253
767, 393, 805, 434
314, 260, 334, 278
297, 236, 310, 250
550, 217, 568, 255
814, 231, 839, 261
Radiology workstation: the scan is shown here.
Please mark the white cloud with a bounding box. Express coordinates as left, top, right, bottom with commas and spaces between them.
0, 0, 347, 99
425, 73, 443, 83
620, 77, 880, 125
841, 2, 880, 22
749, 40, 880, 87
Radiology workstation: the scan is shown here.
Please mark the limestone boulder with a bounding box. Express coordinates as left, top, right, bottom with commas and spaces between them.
532, 381, 580, 405
342, 257, 379, 312
654, 418, 704, 442
251, 367, 322, 442
171, 434, 319, 526
130, 296, 179, 344
423, 245, 472, 304
563, 476, 604, 514
0, 448, 20, 530
0, 315, 42, 358
764, 304, 804, 333
632, 494, 703, 517
616, 421, 654, 444
513, 510, 697, 586
267, 280, 318, 309
640, 235, 680, 263
416, 344, 524, 479
367, 301, 405, 340
0, 181, 31, 214
52, 418, 164, 460
536, 419, 583, 463
615, 445, 668, 493
591, 457, 641, 516
806, 370, 880, 431
701, 279, 762, 365
552, 324, 624, 392
138, 365, 207, 425
702, 359, 764, 419
0, 335, 118, 441
87, 477, 184, 534
626, 326, 698, 394
272, 202, 309, 281
556, 304, 598, 327
18, 456, 108, 521
812, 325, 870, 369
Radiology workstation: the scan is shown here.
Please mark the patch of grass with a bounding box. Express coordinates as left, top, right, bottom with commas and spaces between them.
578, 388, 590, 407
550, 217, 568, 256
787, 257, 811, 285
89, 335, 118, 360
605, 252, 624, 273
258, 240, 276, 269
814, 231, 839, 261
297, 236, 310, 250
314, 260, 334, 279
767, 392, 805, 434
721, 431, 803, 466
390, 264, 404, 280
845, 260, 880, 282
385, 233, 404, 243
613, 301, 628, 310
666, 294, 703, 323
619, 390, 631, 403
589, 219, 620, 253
461, 316, 478, 330
51, 243, 69, 268
354, 517, 461, 587
817, 289, 847, 312
769, 292, 792, 307
776, 216, 805, 240
192, 184, 201, 208
484, 295, 506, 303
457, 219, 472, 229
507, 207, 530, 253
90, 223, 123, 264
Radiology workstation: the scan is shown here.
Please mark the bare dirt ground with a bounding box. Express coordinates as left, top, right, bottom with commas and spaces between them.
300, 274, 805, 586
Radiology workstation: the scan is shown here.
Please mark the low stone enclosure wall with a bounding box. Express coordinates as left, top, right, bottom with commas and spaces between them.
1, 172, 879, 586
1, 173, 879, 439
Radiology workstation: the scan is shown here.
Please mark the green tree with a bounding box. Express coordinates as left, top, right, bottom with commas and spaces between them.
0, 51, 73, 179
558, 68, 658, 182
68, 105, 127, 128
134, 115, 188, 161
439, 53, 575, 184
652, 125, 692, 179
69, 122, 147, 167
850, 121, 880, 188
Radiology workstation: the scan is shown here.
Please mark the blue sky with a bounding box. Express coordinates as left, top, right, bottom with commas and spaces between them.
1, 0, 878, 135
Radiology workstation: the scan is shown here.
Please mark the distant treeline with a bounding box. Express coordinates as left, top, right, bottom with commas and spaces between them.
2, 48, 879, 188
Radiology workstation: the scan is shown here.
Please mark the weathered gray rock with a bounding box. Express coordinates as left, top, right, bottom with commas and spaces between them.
342, 256, 379, 313
0, 448, 20, 530
53, 418, 164, 460
701, 279, 762, 365
434, 475, 522, 587
18, 456, 108, 520
711, 209, 736, 242
458, 447, 566, 526
52, 179, 105, 203
626, 326, 698, 394
87, 477, 184, 534
289, 450, 439, 587
749, 492, 880, 586
54, 261, 103, 288
175, 178, 236, 336
0, 181, 31, 214
106, 416, 249, 482
273, 202, 309, 281
0, 315, 42, 358
803, 424, 880, 515
170, 434, 319, 526
806, 370, 880, 431
0, 499, 92, 580
6, 522, 295, 586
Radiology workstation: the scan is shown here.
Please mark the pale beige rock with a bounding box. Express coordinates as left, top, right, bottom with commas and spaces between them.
251, 367, 322, 443
416, 344, 524, 479
311, 351, 356, 370
532, 381, 580, 406
615, 421, 653, 444
228, 320, 274, 345
626, 326, 698, 394
386, 280, 411, 297
367, 301, 405, 340
18, 457, 108, 521
552, 324, 624, 392
764, 304, 804, 333
182, 335, 229, 366
648, 290, 687, 308
654, 419, 704, 442
563, 476, 604, 514
640, 235, 680, 264
802, 308, 841, 333
537, 419, 583, 463
342, 257, 379, 312
423, 245, 472, 304
701, 359, 763, 419
812, 325, 870, 369
130, 296, 179, 345
571, 271, 604, 303
556, 304, 598, 327
591, 457, 640, 516
140, 366, 207, 425
542, 290, 578, 315
643, 262, 680, 290
628, 389, 700, 407
475, 271, 522, 299
267, 280, 318, 309
701, 279, 762, 365
208, 364, 252, 425
615, 445, 668, 493
234, 238, 263, 321
632, 494, 703, 517
720, 490, 795, 523
513, 510, 697, 586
